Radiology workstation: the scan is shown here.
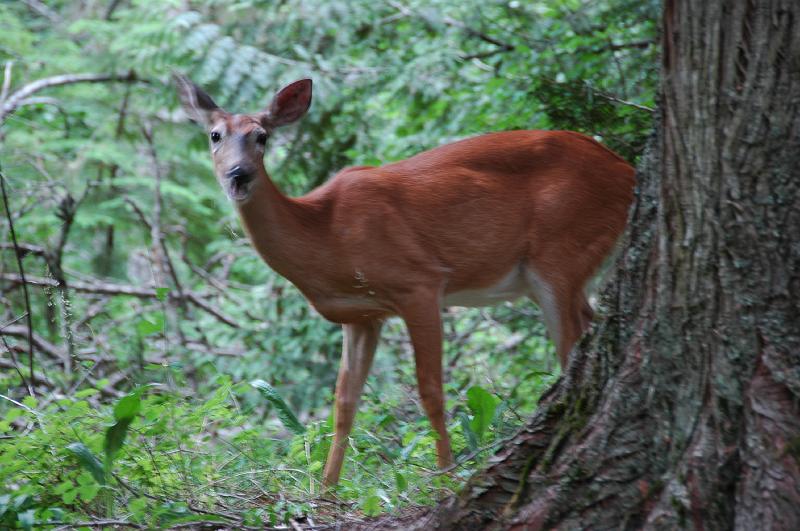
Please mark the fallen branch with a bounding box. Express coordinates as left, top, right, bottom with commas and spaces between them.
0, 241, 48, 257
2, 324, 63, 360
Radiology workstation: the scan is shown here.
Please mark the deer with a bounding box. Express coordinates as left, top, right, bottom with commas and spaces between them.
175, 74, 635, 486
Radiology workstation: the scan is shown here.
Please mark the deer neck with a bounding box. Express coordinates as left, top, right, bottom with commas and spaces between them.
234, 170, 327, 288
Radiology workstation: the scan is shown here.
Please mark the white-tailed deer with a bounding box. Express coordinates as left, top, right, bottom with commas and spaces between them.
175, 75, 635, 486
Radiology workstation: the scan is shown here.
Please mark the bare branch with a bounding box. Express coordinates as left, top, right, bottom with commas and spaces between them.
184, 294, 239, 328
1, 273, 240, 328
589, 87, 654, 112
1, 61, 12, 103
0, 70, 139, 125
602, 39, 654, 52
21, 0, 59, 23
0, 241, 48, 257
0, 356, 49, 388
1, 324, 63, 360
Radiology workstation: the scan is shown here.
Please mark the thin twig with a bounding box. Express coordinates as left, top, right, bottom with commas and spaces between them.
0, 334, 34, 396
587, 83, 654, 112
0, 163, 35, 389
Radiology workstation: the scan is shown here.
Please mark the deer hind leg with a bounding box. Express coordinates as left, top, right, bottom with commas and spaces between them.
399, 294, 454, 469
524, 268, 588, 368
323, 319, 382, 487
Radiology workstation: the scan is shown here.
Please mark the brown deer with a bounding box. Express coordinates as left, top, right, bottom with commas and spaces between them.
175, 75, 635, 486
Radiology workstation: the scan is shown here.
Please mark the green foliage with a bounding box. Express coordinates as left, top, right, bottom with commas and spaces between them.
65, 443, 106, 485
0, 372, 555, 527
0, 0, 656, 526
466, 386, 501, 443
251, 379, 306, 435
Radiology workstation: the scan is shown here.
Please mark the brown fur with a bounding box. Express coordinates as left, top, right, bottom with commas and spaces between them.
176, 76, 635, 486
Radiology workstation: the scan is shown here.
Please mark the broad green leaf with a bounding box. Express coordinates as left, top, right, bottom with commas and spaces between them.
76, 471, 95, 486
53, 481, 74, 495
250, 380, 305, 435
466, 386, 500, 443
136, 314, 165, 336
22, 396, 37, 409
128, 497, 148, 521
65, 443, 105, 484
0, 494, 9, 518
360, 494, 381, 516
394, 471, 408, 492
77, 483, 100, 502
5, 408, 24, 422
155, 287, 170, 301
75, 388, 99, 398
113, 393, 141, 420
17, 509, 34, 531
104, 417, 133, 463
61, 489, 78, 504
458, 411, 479, 451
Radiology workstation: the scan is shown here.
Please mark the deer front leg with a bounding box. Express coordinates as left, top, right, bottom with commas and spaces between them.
323, 319, 382, 487
401, 298, 454, 469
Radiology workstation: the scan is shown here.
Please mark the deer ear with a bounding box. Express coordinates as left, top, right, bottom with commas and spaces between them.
174, 73, 220, 128
261, 79, 312, 127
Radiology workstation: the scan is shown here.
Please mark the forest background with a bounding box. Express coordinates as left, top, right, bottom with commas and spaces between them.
0, 0, 656, 528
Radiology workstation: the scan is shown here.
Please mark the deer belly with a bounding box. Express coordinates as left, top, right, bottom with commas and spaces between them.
309, 295, 392, 323
443, 268, 528, 308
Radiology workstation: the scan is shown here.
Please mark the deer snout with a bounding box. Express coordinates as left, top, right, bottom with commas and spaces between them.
226, 165, 254, 183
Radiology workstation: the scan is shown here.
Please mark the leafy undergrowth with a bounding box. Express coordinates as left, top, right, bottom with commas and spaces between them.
0, 360, 557, 529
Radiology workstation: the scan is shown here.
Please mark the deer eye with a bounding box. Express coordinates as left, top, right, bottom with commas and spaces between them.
256, 132, 268, 145
210, 131, 221, 142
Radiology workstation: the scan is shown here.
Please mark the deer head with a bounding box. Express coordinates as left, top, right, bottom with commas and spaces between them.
174, 74, 312, 203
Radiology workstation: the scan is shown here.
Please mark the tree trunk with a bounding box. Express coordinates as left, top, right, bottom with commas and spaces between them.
382, 0, 800, 528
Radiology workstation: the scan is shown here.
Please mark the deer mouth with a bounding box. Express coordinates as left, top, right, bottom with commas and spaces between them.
227, 175, 254, 202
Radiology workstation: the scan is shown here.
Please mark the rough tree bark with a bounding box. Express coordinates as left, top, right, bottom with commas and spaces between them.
380, 0, 800, 529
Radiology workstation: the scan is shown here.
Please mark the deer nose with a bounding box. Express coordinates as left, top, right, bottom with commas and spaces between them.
226, 165, 253, 182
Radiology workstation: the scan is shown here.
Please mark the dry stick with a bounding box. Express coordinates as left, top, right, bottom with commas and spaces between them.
0, 164, 35, 390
